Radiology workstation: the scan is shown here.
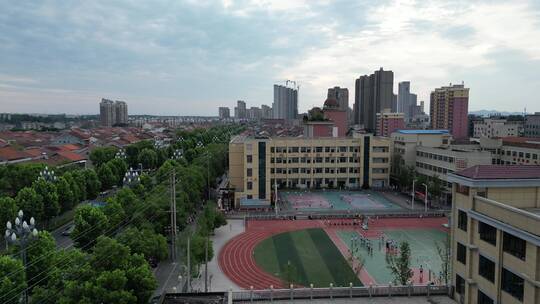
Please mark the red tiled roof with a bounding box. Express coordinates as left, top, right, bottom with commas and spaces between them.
455, 165, 540, 180
0, 147, 31, 161
24, 148, 46, 157
59, 144, 81, 151
56, 150, 86, 162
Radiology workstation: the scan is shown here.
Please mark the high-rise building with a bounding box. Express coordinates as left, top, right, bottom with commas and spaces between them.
392, 94, 398, 112
448, 165, 540, 304
353, 68, 394, 132
248, 107, 262, 120
219, 107, 230, 119
375, 110, 405, 137
114, 101, 128, 125
397, 81, 418, 121
430, 83, 469, 139
100, 98, 116, 127
327, 87, 349, 111
261, 105, 272, 118
235, 100, 247, 119
273, 84, 298, 120
99, 98, 128, 126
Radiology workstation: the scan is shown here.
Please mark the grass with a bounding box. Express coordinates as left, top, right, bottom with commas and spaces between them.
253, 228, 362, 287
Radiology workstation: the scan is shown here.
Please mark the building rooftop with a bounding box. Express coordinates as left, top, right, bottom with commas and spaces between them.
455, 165, 540, 180
396, 129, 449, 135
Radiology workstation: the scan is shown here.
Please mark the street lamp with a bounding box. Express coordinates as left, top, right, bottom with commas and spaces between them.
115, 148, 126, 160
38, 166, 57, 182
123, 167, 140, 187
422, 183, 428, 212
411, 179, 415, 210
172, 149, 183, 161
5, 210, 38, 304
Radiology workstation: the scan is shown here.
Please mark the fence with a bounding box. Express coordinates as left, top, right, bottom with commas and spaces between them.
232, 209, 449, 221
229, 284, 450, 302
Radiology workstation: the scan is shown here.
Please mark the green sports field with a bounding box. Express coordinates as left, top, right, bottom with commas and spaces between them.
253, 228, 362, 287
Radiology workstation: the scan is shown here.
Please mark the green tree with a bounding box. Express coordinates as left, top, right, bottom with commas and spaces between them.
15, 187, 44, 222
429, 174, 443, 204
25, 231, 57, 289
32, 179, 60, 224
115, 188, 142, 220
63, 172, 82, 203
0, 196, 18, 229
191, 233, 213, 265
97, 163, 116, 191
89, 147, 117, 167
138, 148, 158, 170
72, 170, 88, 201
56, 176, 76, 212
72, 205, 109, 250
386, 241, 414, 285
117, 227, 168, 262
107, 158, 128, 186
82, 169, 101, 199
0, 255, 27, 304
103, 198, 126, 229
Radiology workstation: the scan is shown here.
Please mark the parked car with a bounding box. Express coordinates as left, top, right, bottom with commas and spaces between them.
61, 224, 75, 236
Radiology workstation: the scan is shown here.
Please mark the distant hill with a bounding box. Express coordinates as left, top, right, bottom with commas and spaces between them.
470, 110, 524, 117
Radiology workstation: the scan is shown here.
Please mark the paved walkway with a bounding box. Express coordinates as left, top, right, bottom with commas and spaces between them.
191, 219, 245, 292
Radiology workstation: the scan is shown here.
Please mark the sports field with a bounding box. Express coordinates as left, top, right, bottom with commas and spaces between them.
253, 228, 362, 287
281, 190, 403, 212
336, 228, 447, 285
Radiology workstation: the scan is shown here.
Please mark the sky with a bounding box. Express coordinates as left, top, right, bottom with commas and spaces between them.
1, 0, 540, 116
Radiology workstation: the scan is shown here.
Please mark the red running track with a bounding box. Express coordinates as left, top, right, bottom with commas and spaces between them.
218, 216, 448, 290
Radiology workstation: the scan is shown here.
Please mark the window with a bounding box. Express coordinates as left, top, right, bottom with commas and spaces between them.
457, 243, 466, 264
479, 222, 497, 246
503, 232, 526, 260
478, 255, 495, 282
247, 182, 252, 190
455, 274, 465, 295
501, 268, 524, 302
458, 210, 468, 231
246, 168, 252, 177
477, 290, 493, 304
456, 184, 469, 195
246, 155, 253, 163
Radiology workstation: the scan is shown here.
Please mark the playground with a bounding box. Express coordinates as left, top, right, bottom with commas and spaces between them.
280, 190, 404, 212
218, 216, 448, 290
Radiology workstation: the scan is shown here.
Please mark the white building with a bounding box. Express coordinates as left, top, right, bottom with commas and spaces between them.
473, 118, 523, 138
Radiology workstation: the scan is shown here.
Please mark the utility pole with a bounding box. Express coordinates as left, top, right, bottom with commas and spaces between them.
187, 237, 191, 292
205, 236, 209, 292
170, 170, 177, 261
411, 179, 415, 210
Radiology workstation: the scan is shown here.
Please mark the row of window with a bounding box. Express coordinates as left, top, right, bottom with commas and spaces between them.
456, 268, 524, 302
416, 151, 455, 163
496, 149, 539, 160
269, 167, 360, 174
416, 161, 454, 175
457, 211, 527, 260
270, 156, 360, 164
271, 146, 359, 153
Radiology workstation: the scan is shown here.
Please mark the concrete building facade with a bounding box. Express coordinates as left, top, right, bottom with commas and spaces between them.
273, 84, 298, 120
327, 86, 349, 112
397, 81, 418, 121
353, 68, 394, 132
448, 165, 540, 304
430, 84, 469, 139
390, 129, 452, 171
261, 105, 272, 119
100, 98, 128, 127
114, 101, 128, 125
524, 113, 540, 138
376, 111, 405, 137
473, 118, 523, 138
219, 107, 230, 119
229, 134, 391, 205
234, 100, 247, 119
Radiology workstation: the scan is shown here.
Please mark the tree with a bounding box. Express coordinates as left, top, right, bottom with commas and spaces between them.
32, 179, 60, 224
56, 176, 76, 212
115, 188, 142, 221
97, 163, 116, 191
107, 158, 128, 186
0, 255, 27, 304
429, 174, 443, 205
89, 147, 117, 167
103, 198, 126, 228
15, 187, 44, 222
117, 227, 168, 262
386, 241, 414, 285
82, 169, 101, 199
191, 233, 213, 265
63, 172, 82, 203
138, 148, 158, 170
72, 205, 109, 250
25, 231, 57, 289
0, 196, 18, 229
71, 170, 88, 201
435, 234, 451, 285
